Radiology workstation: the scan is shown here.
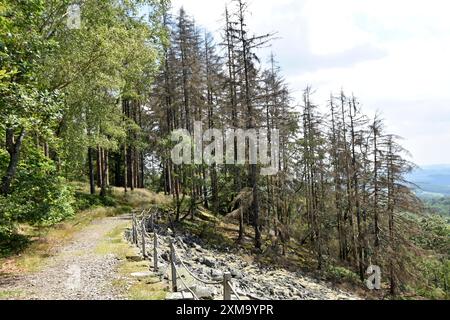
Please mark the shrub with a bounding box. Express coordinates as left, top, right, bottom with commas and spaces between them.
0, 147, 75, 236
73, 192, 117, 211
326, 265, 361, 285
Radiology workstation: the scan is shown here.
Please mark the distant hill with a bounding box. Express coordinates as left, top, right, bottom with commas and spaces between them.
408, 164, 450, 197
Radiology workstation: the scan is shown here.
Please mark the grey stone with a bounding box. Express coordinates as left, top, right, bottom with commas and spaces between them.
230, 269, 243, 279
210, 269, 223, 281
190, 285, 216, 299
201, 256, 216, 268
126, 255, 143, 262
165, 291, 195, 300
161, 252, 169, 261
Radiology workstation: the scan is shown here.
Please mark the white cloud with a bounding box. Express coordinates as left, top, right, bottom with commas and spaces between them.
301, 0, 374, 55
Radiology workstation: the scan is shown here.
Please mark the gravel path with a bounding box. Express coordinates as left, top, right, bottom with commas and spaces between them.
1, 215, 129, 300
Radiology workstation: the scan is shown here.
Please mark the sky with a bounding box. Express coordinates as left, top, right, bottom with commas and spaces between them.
170, 0, 450, 166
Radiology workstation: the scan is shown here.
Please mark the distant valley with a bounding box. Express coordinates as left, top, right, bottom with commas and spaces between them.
408, 165, 450, 217
408, 164, 450, 197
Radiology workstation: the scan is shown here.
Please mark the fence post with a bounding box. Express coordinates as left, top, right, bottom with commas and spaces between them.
153, 232, 158, 272
223, 272, 232, 300
141, 219, 146, 258
169, 240, 177, 292
131, 213, 136, 244
150, 211, 154, 231
134, 216, 139, 246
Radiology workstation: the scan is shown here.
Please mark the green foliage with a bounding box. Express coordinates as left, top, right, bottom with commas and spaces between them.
414, 257, 450, 300
0, 147, 75, 232
0, 232, 30, 258
73, 192, 117, 211
411, 214, 450, 254
423, 196, 450, 218
406, 212, 450, 299
325, 265, 361, 285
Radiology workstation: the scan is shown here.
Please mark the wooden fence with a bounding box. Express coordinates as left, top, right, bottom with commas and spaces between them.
131, 210, 240, 300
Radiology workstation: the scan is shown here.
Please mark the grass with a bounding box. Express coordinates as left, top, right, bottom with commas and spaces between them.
95, 224, 136, 259
96, 223, 168, 300
176, 207, 244, 250
111, 187, 172, 209
180, 219, 235, 249
0, 289, 24, 299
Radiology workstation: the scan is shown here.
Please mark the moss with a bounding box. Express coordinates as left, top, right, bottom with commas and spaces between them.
114, 257, 168, 300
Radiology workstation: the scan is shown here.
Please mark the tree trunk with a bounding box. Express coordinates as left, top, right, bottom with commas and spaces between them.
88, 147, 96, 195
124, 144, 128, 193
129, 147, 135, 191
104, 150, 109, 187
1, 128, 26, 195
140, 151, 145, 188
100, 148, 107, 197
97, 146, 103, 188
349, 97, 364, 281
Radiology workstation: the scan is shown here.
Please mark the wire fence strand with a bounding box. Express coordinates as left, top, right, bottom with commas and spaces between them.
176, 274, 199, 300
172, 244, 223, 286
227, 281, 241, 300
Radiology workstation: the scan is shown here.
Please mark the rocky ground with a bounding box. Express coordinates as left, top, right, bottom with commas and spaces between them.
142, 224, 360, 300
0, 216, 128, 300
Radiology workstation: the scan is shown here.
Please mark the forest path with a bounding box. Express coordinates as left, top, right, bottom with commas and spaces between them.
1, 211, 360, 300
0, 215, 130, 300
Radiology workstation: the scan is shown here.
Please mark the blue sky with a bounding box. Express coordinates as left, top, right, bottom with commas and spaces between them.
170, 0, 450, 166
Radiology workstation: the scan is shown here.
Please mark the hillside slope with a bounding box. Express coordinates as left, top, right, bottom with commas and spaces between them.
134, 218, 360, 300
